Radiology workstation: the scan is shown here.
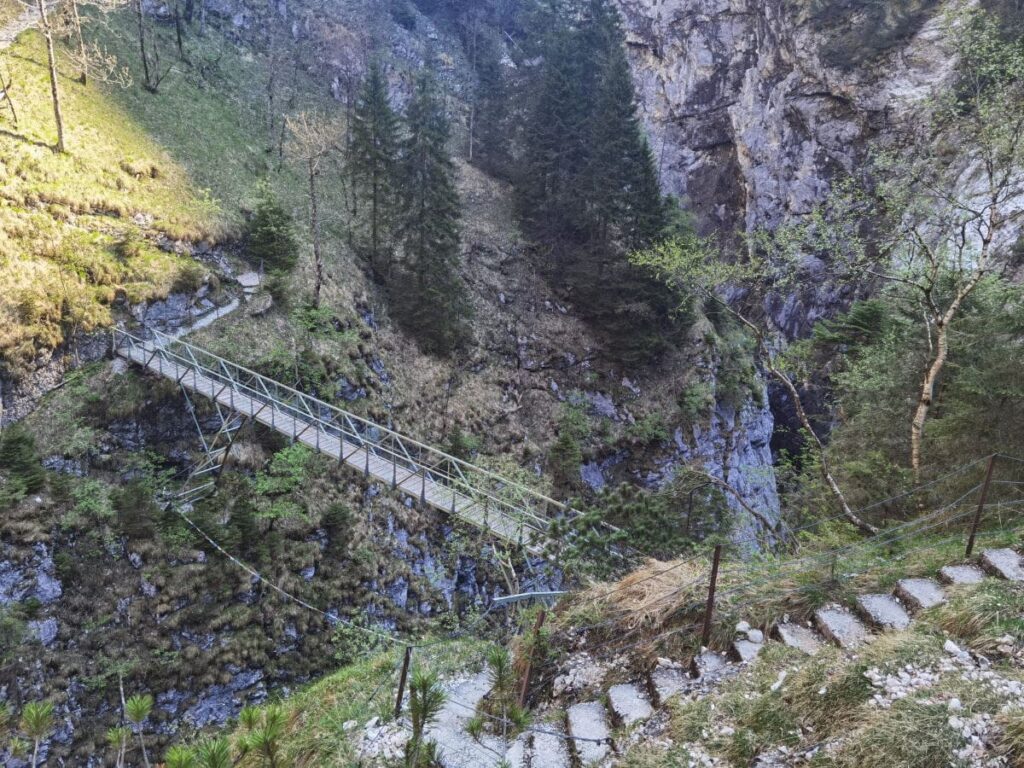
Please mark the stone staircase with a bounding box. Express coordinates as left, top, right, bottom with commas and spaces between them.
391, 547, 1024, 768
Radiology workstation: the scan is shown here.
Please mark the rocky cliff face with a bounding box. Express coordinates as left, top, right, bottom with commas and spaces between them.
617, 0, 956, 334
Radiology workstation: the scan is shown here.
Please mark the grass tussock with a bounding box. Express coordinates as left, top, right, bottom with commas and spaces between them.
580, 557, 707, 630
998, 709, 1024, 767
832, 698, 964, 768
933, 581, 1024, 654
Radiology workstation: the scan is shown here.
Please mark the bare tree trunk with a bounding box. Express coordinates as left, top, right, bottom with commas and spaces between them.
136, 0, 153, 91
37, 0, 65, 153
0, 62, 20, 125
137, 731, 150, 768
766, 358, 879, 536
70, 0, 87, 84
911, 319, 948, 483
174, 2, 187, 62
308, 157, 323, 307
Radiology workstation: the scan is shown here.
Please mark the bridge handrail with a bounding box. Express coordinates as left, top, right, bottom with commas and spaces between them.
112, 327, 597, 538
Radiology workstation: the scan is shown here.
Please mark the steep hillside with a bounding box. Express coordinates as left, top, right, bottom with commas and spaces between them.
2, 0, 1024, 763
165, 510, 1024, 767
0, 2, 775, 757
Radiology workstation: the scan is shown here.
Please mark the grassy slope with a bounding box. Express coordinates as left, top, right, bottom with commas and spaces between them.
0, 30, 212, 366
0, 12, 337, 370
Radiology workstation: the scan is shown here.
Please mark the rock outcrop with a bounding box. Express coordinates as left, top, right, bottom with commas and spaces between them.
617, 0, 957, 334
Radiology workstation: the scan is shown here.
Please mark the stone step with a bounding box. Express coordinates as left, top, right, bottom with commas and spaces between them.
427, 673, 508, 768
894, 578, 946, 611
814, 604, 869, 649
651, 660, 689, 705
981, 548, 1024, 581
855, 594, 912, 631
567, 701, 611, 766
530, 718, 572, 768
939, 564, 987, 585
504, 733, 530, 768
607, 682, 653, 727
731, 638, 764, 663
690, 649, 728, 678
774, 622, 824, 655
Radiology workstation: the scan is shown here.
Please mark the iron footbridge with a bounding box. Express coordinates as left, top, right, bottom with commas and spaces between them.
112, 328, 596, 554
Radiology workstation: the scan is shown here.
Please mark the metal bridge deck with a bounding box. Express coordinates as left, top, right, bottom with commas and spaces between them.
114, 329, 552, 552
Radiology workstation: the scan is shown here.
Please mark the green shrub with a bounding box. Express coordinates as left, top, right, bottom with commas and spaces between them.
0, 609, 26, 663
115, 231, 146, 260
0, 425, 45, 501
547, 403, 590, 489
244, 181, 298, 272
625, 413, 669, 445
444, 427, 480, 460
254, 444, 313, 497
678, 381, 714, 425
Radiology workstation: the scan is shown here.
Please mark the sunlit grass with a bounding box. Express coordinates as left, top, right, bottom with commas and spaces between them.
0, 10, 340, 371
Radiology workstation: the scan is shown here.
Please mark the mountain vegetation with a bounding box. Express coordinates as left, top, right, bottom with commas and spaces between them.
1, 0, 1024, 764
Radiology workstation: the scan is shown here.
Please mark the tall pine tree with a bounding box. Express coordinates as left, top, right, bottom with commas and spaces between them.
516, 0, 674, 362
518, 0, 665, 257
516, 3, 596, 255
349, 61, 401, 282
393, 71, 471, 355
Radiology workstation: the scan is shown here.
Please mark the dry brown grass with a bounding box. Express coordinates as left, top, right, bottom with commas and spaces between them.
581, 557, 707, 630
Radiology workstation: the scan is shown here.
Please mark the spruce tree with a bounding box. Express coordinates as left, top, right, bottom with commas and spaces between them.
349, 61, 401, 281
244, 181, 298, 273
516, 0, 675, 363
586, 15, 666, 252
393, 71, 471, 355
517, 7, 595, 252
628, 137, 668, 249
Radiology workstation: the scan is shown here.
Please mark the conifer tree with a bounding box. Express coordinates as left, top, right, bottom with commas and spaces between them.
244, 181, 298, 273
586, 15, 666, 252
394, 71, 471, 355
518, 0, 665, 255
516, 0, 673, 362
516, 6, 594, 251
349, 62, 401, 281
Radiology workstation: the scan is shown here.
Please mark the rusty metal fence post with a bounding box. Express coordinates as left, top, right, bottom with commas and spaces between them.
517, 608, 547, 708
394, 645, 413, 719
966, 454, 997, 558
700, 544, 723, 647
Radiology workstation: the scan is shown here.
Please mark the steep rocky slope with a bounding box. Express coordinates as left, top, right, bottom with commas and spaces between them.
618, 0, 957, 335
